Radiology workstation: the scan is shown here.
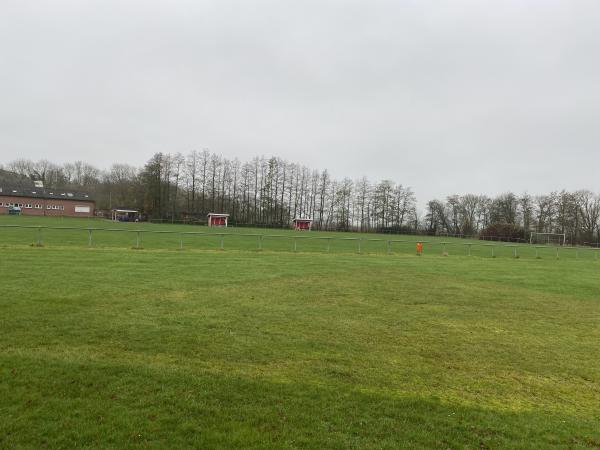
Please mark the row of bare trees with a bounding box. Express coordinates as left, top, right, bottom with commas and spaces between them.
3, 154, 599, 243
425, 192, 600, 244
2, 153, 417, 232
138, 152, 418, 232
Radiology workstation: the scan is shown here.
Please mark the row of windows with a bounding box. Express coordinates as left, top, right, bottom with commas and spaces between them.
0, 202, 37, 209
0, 202, 65, 210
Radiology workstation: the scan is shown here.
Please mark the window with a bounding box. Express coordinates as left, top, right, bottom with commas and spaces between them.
75, 205, 91, 213
35, 204, 42, 209
25, 204, 32, 209
0, 202, 3, 207
47, 205, 52, 209
59, 205, 64, 210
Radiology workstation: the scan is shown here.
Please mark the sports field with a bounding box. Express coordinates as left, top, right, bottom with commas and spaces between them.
0, 215, 597, 261
1, 216, 600, 448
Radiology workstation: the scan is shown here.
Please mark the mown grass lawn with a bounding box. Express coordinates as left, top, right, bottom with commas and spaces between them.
1, 245, 599, 449
1, 215, 597, 261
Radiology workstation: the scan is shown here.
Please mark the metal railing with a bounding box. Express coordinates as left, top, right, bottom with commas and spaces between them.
1, 224, 599, 261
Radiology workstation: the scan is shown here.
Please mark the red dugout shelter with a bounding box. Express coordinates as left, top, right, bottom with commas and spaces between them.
207, 213, 229, 227
292, 218, 313, 231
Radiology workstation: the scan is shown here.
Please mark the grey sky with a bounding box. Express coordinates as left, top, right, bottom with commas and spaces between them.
1, 0, 599, 205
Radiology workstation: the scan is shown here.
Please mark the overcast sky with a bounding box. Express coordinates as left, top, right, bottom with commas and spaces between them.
0, 0, 599, 205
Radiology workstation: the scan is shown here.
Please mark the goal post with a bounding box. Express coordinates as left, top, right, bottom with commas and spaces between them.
530, 232, 566, 246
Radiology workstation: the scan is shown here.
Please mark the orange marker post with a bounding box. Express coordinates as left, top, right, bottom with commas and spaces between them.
416, 242, 423, 256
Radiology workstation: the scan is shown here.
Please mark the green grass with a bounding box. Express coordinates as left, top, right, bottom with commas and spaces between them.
1, 215, 598, 261
1, 235, 600, 448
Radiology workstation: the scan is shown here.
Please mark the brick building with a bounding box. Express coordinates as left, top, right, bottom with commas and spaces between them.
0, 186, 95, 217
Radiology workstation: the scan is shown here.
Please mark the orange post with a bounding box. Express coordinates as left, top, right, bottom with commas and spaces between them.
416, 242, 423, 256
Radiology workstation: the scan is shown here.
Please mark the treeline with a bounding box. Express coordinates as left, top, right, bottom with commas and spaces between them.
1, 152, 417, 232
425, 192, 600, 244
2, 154, 599, 244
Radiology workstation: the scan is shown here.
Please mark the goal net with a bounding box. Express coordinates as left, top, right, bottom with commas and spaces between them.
530, 232, 566, 246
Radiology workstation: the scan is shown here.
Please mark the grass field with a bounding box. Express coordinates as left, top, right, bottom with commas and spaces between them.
1, 217, 600, 449
0, 215, 597, 261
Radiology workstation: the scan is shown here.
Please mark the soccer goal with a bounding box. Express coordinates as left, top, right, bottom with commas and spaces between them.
530, 232, 566, 246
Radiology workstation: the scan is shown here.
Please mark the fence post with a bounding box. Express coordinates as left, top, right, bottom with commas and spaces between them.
136, 231, 140, 249
358, 239, 362, 254
556, 247, 559, 260
220, 234, 224, 250
467, 244, 471, 256
327, 238, 331, 253
514, 247, 518, 258
387, 240, 391, 255
37, 227, 43, 246
491, 246, 495, 258
179, 233, 183, 250
293, 237, 297, 252
258, 235, 263, 251
88, 229, 92, 247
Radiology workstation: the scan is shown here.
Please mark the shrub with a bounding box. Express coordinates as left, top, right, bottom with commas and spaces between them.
479, 223, 525, 243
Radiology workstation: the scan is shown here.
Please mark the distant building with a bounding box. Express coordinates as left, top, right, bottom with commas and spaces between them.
292, 218, 313, 231
207, 213, 229, 227
0, 186, 95, 217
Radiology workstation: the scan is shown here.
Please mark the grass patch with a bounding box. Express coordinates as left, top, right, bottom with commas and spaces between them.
1, 246, 599, 448
4, 215, 598, 261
